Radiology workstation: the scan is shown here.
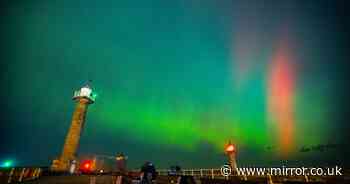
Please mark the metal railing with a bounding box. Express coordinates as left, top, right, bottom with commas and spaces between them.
0, 167, 42, 183
157, 169, 224, 179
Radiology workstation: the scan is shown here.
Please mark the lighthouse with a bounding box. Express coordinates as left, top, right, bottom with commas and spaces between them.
225, 141, 237, 173
51, 84, 97, 172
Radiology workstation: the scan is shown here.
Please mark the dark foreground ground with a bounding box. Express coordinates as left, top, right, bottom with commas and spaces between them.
12, 175, 350, 184
24, 175, 113, 184
1, 167, 350, 184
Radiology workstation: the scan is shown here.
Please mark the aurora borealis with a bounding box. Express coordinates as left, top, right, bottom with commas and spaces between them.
1, 0, 349, 168
268, 39, 296, 155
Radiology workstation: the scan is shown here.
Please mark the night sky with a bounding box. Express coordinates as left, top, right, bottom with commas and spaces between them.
1, 0, 349, 169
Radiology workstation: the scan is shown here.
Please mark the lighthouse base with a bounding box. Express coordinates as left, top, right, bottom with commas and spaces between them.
50, 159, 70, 172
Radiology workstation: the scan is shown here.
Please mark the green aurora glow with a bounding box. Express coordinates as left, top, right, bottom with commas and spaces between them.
1, 0, 348, 168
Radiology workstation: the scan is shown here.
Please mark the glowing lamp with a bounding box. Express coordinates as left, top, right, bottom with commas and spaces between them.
1, 160, 13, 168
84, 163, 90, 169
80, 160, 93, 172
225, 144, 235, 153
73, 85, 97, 103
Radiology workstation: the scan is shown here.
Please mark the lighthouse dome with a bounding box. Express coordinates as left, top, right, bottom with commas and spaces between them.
73, 84, 96, 102
80, 86, 92, 97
